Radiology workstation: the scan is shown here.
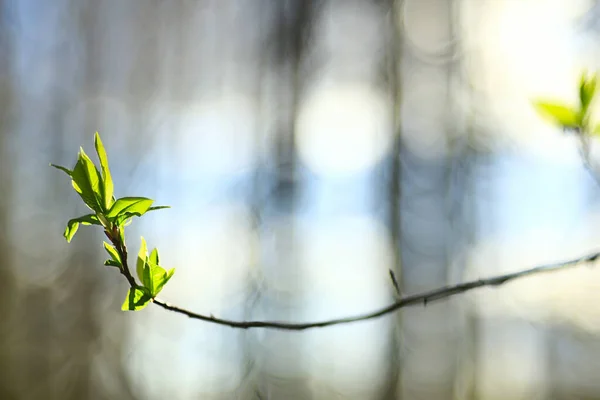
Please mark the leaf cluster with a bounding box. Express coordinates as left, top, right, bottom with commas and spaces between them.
51, 132, 173, 311
533, 70, 600, 135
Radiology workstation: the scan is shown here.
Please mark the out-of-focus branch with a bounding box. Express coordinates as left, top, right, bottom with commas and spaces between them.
142, 251, 599, 331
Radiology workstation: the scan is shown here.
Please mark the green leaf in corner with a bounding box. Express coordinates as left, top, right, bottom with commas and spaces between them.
103, 241, 122, 269
121, 286, 152, 311
580, 71, 598, 114
532, 100, 581, 129
94, 132, 115, 211
64, 214, 101, 243
106, 197, 154, 220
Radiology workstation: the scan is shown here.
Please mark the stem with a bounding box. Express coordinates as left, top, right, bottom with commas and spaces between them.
150, 250, 599, 330
106, 227, 137, 288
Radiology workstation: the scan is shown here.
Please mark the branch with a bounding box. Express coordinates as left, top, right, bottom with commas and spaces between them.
106, 219, 599, 330
144, 251, 599, 330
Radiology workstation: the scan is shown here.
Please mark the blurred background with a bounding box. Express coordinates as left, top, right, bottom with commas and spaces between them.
4, 0, 600, 399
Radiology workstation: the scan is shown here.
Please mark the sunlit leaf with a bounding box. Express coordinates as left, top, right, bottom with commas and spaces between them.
103, 241, 122, 268
580, 71, 598, 113
64, 214, 101, 243
121, 286, 152, 311
71, 152, 102, 212
149, 248, 159, 268
106, 197, 154, 220
50, 163, 72, 177
78, 148, 104, 210
532, 100, 581, 129
136, 236, 148, 285
148, 205, 170, 212
153, 267, 175, 296
94, 132, 115, 211
104, 259, 121, 268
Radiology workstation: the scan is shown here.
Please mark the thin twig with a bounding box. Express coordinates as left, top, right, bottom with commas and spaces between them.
145, 251, 599, 331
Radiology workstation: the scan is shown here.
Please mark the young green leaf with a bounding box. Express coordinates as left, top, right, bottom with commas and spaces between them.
64, 214, 101, 243
580, 71, 597, 113
78, 148, 105, 210
136, 236, 148, 285
113, 205, 170, 226
94, 132, 115, 211
153, 267, 175, 296
532, 101, 581, 129
106, 197, 154, 220
148, 205, 171, 212
103, 241, 122, 268
121, 286, 152, 311
149, 248, 159, 267
134, 239, 174, 297
104, 259, 121, 268
50, 163, 73, 177
70, 153, 102, 212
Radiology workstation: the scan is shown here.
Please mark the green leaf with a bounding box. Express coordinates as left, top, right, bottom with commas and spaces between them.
149, 248, 159, 267
148, 205, 170, 212
64, 214, 101, 243
103, 241, 122, 268
50, 163, 72, 177
153, 267, 175, 296
532, 100, 581, 129
106, 197, 154, 220
104, 259, 121, 268
121, 286, 152, 311
134, 239, 174, 297
71, 151, 102, 212
144, 261, 175, 297
136, 237, 148, 285
593, 124, 600, 137
94, 132, 115, 211
113, 205, 169, 227
78, 148, 104, 210
580, 71, 598, 113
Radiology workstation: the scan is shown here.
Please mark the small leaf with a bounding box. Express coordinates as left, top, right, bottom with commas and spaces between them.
78, 148, 105, 210
64, 214, 101, 243
50, 163, 72, 177
154, 267, 175, 296
149, 248, 159, 267
136, 237, 148, 285
148, 205, 170, 212
532, 100, 581, 129
71, 153, 102, 212
103, 241, 122, 266
580, 71, 598, 113
121, 286, 152, 311
106, 197, 154, 220
104, 259, 121, 268
94, 132, 115, 211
